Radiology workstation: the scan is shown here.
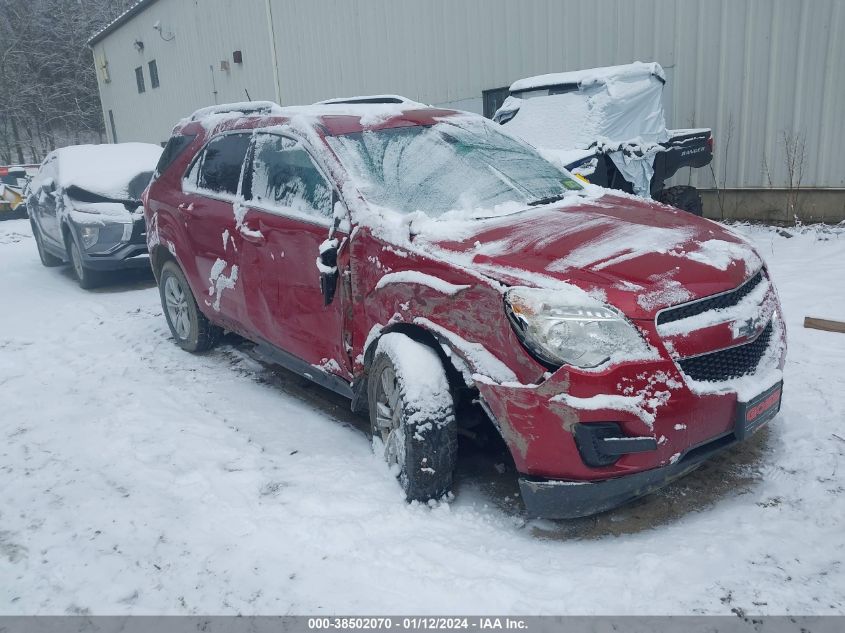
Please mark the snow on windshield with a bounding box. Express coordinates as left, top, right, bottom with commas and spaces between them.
54, 143, 163, 199
325, 117, 582, 218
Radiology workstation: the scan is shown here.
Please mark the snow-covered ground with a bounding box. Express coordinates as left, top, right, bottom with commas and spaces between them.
0, 217, 843, 615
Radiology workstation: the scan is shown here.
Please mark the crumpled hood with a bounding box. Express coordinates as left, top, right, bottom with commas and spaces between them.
66, 200, 136, 224
420, 193, 763, 320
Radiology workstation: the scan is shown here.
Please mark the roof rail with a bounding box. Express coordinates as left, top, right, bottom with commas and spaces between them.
187, 101, 283, 122
316, 95, 415, 106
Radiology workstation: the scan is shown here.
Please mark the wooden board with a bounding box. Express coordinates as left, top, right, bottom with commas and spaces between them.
803, 317, 845, 334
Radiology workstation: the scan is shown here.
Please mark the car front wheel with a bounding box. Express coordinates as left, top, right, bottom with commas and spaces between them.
159, 260, 221, 353
368, 333, 458, 502
66, 233, 103, 289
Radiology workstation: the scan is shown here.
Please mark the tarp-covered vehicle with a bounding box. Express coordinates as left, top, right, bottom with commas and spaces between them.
494, 62, 713, 215
27, 143, 163, 288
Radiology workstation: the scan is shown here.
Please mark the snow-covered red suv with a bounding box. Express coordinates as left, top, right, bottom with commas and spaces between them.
143, 98, 786, 518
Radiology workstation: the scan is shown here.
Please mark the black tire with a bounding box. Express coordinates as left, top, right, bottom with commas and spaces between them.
367, 333, 458, 502
66, 232, 103, 289
654, 185, 704, 216
158, 260, 222, 353
31, 220, 63, 267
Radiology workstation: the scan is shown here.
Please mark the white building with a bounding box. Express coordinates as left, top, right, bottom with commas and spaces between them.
89, 0, 845, 221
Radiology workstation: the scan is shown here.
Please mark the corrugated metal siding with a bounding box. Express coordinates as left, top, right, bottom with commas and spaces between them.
93, 0, 844, 188
92, 0, 275, 145
268, 0, 844, 189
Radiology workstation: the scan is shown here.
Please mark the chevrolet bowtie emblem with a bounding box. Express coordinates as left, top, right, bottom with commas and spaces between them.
735, 315, 765, 340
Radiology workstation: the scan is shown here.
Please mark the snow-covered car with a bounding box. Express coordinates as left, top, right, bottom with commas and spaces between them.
27, 143, 163, 288
144, 98, 786, 518
494, 62, 713, 215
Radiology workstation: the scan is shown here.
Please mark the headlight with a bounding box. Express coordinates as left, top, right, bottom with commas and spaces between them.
505, 286, 652, 369
79, 225, 99, 249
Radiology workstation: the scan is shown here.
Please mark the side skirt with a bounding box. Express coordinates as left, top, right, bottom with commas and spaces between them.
252, 340, 354, 400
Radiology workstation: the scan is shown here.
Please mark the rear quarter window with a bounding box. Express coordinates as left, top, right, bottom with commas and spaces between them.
196, 133, 251, 196
155, 134, 196, 178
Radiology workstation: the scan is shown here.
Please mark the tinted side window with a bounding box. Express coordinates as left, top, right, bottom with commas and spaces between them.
156, 134, 196, 177
198, 133, 251, 196
247, 134, 331, 218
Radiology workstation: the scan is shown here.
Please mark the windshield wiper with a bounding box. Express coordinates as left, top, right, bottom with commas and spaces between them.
527, 193, 568, 206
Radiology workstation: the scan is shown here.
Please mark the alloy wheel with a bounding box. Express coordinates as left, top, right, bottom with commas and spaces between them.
70, 241, 84, 279
164, 274, 191, 340
374, 365, 404, 466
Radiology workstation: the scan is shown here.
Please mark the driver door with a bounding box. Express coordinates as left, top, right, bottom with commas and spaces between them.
238, 132, 351, 379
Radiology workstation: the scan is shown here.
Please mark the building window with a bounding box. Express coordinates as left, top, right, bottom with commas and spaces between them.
108, 110, 118, 143
148, 60, 160, 89
482, 86, 510, 119
135, 66, 145, 93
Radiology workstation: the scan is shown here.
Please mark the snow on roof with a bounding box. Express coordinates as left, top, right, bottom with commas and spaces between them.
87, 0, 160, 47
187, 101, 285, 122
53, 143, 163, 198
183, 97, 431, 132
509, 61, 666, 93
316, 95, 418, 105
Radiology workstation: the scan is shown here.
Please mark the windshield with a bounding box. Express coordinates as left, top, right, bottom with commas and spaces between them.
325, 117, 582, 218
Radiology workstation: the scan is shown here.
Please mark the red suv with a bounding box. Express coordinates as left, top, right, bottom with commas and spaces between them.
143, 99, 786, 518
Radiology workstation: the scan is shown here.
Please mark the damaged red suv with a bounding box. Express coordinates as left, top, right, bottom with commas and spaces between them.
143, 98, 786, 518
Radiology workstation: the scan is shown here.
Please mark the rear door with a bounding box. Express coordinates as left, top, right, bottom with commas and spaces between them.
180, 132, 252, 330
238, 132, 350, 377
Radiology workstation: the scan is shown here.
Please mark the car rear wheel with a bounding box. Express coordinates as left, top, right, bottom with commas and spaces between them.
31, 221, 63, 267
66, 235, 103, 289
367, 333, 458, 502
159, 260, 222, 353
654, 185, 704, 216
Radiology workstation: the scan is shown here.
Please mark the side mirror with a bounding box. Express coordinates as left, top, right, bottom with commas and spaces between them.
41, 177, 55, 195
317, 238, 339, 306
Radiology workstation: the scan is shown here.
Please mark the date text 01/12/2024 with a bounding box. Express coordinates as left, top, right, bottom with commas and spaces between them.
307, 617, 529, 630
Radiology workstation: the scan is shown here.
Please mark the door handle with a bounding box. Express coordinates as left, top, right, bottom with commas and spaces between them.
239, 222, 265, 245
177, 202, 195, 214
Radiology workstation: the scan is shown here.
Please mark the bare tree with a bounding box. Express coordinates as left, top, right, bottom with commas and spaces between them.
782, 131, 806, 223
708, 112, 734, 220
0, 0, 133, 164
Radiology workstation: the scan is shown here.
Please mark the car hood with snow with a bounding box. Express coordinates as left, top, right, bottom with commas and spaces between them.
30, 142, 163, 222
413, 191, 762, 320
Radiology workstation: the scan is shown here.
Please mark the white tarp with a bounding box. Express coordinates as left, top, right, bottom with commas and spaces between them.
496, 61, 670, 196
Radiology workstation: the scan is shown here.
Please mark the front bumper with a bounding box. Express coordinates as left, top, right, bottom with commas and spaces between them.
519, 430, 737, 519
72, 217, 149, 271
474, 317, 786, 518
